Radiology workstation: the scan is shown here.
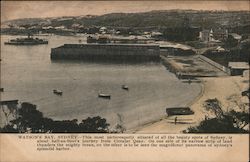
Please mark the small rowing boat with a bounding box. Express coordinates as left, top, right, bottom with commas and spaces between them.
53, 89, 63, 95
98, 93, 111, 99
122, 85, 129, 90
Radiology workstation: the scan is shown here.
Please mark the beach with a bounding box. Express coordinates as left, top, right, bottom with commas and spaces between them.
135, 74, 249, 133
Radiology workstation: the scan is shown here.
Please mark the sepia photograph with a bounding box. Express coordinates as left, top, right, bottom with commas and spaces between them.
0, 0, 249, 135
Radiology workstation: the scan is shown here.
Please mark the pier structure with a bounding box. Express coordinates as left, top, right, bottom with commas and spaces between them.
51, 44, 160, 62
87, 35, 155, 44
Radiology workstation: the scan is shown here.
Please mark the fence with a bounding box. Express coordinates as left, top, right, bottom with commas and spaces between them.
198, 55, 230, 75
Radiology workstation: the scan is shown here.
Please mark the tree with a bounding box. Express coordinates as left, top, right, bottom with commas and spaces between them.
203, 98, 223, 118
229, 110, 249, 129
48, 119, 79, 133
114, 124, 126, 133
184, 99, 249, 133
185, 113, 248, 133
79, 116, 110, 133
0, 125, 19, 133
9, 102, 44, 133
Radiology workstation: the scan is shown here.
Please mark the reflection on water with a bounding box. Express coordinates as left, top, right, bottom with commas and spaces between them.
0, 35, 201, 130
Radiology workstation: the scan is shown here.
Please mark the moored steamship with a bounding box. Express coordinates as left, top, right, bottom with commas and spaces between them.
4, 33, 48, 45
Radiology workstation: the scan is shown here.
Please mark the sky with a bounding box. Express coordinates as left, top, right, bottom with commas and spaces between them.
1, 1, 249, 22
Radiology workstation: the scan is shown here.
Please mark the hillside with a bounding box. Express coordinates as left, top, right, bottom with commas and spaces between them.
2, 10, 250, 30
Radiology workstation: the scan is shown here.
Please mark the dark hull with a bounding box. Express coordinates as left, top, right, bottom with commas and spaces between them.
98, 94, 111, 99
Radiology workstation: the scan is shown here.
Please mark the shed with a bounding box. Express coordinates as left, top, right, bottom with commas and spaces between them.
228, 62, 250, 76
166, 107, 194, 116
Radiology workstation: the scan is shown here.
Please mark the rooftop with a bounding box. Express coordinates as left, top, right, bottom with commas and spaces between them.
53, 43, 160, 49
158, 42, 193, 50
228, 62, 250, 69
229, 33, 242, 40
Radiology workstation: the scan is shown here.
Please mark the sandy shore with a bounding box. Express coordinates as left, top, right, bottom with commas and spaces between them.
134, 75, 249, 133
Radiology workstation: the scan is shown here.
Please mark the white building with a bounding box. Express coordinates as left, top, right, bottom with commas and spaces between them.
199, 30, 214, 42
199, 29, 228, 42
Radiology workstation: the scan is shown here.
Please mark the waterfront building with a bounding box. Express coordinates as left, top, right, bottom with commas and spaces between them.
228, 62, 250, 76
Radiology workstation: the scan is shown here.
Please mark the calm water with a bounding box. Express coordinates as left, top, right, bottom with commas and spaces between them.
0, 35, 201, 130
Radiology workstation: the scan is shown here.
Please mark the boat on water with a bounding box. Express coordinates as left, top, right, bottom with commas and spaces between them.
4, 33, 48, 45
122, 85, 129, 90
98, 93, 111, 99
53, 89, 63, 95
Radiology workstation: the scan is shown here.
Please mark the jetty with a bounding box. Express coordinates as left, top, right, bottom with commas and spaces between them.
51, 44, 160, 62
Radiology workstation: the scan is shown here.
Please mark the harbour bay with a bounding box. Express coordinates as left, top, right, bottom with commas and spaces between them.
0, 35, 201, 130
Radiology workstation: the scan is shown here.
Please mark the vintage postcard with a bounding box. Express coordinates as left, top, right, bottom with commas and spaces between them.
0, 0, 249, 161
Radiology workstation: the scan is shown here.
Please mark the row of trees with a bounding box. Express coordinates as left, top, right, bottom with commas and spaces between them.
0, 102, 110, 133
